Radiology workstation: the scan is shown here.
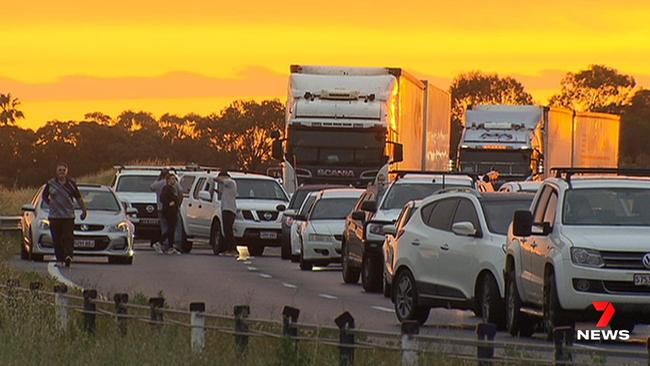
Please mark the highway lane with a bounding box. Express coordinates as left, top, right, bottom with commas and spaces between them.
9, 242, 650, 364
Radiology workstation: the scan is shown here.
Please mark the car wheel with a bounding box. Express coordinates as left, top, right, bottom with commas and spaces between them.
179, 225, 192, 253
393, 269, 430, 325
341, 242, 360, 284
108, 256, 133, 265
383, 276, 391, 298
362, 255, 382, 293
544, 270, 572, 340
506, 268, 535, 337
31, 253, 44, 262
478, 274, 506, 329
209, 220, 222, 255
281, 239, 291, 260
299, 248, 313, 271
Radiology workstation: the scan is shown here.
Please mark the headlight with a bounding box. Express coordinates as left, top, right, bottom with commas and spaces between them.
570, 247, 604, 268
108, 221, 130, 233
309, 233, 332, 242
39, 219, 50, 230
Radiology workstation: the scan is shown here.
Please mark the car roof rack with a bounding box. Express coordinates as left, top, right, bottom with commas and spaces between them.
434, 187, 481, 197
389, 170, 478, 180
551, 167, 650, 182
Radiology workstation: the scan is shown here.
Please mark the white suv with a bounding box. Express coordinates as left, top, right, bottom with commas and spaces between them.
383, 189, 533, 325
181, 171, 289, 256
506, 168, 650, 339
112, 166, 163, 241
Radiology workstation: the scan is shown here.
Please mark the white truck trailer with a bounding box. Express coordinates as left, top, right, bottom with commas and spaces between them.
271, 65, 451, 193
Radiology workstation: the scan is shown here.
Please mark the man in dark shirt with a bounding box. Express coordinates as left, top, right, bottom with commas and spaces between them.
42, 163, 87, 268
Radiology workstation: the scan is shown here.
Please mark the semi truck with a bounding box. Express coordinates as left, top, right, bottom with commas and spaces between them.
456, 105, 620, 182
271, 65, 451, 194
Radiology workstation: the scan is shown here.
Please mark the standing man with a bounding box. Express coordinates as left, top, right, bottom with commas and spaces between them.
150, 168, 184, 254
160, 173, 183, 255
42, 163, 87, 268
215, 169, 237, 256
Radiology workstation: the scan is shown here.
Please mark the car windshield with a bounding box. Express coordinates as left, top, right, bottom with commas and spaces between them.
481, 199, 533, 235
235, 179, 288, 201
115, 175, 158, 192
381, 183, 470, 210
42, 189, 121, 212
563, 188, 650, 226
310, 198, 359, 220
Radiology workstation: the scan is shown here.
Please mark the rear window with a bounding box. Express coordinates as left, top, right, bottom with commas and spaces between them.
481, 199, 533, 235
116, 175, 158, 193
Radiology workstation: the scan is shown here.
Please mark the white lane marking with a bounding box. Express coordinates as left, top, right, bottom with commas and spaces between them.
247, 266, 257, 271
47, 263, 84, 291
282, 283, 297, 289
243, 261, 252, 265
259, 273, 272, 279
371, 306, 394, 313
318, 293, 338, 300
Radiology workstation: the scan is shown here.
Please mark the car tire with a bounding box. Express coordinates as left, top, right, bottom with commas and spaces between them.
281, 239, 291, 260
299, 251, 313, 271
393, 269, 430, 325
31, 253, 44, 262
362, 255, 382, 293
109, 256, 133, 265
544, 270, 573, 340
247, 245, 264, 257
383, 276, 391, 298
506, 268, 535, 337
209, 220, 222, 255
20, 240, 30, 260
179, 224, 192, 253
478, 273, 506, 329
341, 242, 360, 284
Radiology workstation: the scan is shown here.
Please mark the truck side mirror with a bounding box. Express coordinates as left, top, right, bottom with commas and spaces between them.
392, 143, 404, 163
512, 210, 533, 237
272, 140, 283, 160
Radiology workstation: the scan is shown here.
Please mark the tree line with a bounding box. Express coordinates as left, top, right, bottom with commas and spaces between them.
1, 64, 649, 188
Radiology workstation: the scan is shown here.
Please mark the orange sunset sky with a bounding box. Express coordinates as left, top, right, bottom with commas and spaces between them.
2, 0, 650, 129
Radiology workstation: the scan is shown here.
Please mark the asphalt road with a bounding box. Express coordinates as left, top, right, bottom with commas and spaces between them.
10, 241, 650, 364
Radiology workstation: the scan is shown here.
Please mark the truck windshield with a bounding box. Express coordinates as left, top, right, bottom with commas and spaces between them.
116, 175, 159, 192
563, 188, 650, 226
381, 183, 471, 210
459, 149, 531, 176
289, 128, 385, 166
235, 179, 288, 201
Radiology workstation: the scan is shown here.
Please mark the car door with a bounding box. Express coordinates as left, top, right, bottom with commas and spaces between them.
196, 178, 219, 237
521, 186, 552, 300
528, 187, 558, 304
185, 177, 207, 236
441, 198, 482, 299
294, 194, 318, 252
415, 198, 459, 298
348, 192, 375, 264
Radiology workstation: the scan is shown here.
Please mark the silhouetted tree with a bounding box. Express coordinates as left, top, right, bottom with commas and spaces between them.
0, 93, 25, 126
549, 65, 636, 114
83, 112, 113, 125
620, 90, 650, 166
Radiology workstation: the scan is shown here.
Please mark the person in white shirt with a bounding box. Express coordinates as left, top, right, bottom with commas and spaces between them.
215, 170, 238, 256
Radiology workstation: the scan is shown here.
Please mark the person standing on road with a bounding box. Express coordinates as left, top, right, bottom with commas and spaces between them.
151, 169, 183, 253
215, 170, 237, 256
42, 163, 88, 268
160, 173, 183, 255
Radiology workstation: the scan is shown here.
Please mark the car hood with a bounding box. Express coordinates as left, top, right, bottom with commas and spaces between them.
309, 220, 346, 235
115, 192, 157, 204
373, 209, 402, 223
561, 226, 650, 251
236, 199, 288, 211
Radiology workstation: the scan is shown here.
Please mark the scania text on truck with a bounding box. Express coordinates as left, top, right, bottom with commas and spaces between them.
271, 65, 451, 194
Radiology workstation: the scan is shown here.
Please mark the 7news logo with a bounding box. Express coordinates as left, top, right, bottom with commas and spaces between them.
576, 302, 630, 341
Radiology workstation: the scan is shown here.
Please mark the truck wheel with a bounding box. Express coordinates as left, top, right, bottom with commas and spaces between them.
478, 274, 505, 329
361, 255, 382, 293
209, 220, 222, 255
394, 269, 430, 324
281, 239, 291, 260
506, 268, 535, 337
341, 242, 360, 284
247, 245, 264, 257
544, 270, 573, 340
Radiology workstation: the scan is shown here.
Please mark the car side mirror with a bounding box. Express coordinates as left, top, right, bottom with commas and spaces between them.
21, 204, 35, 212
392, 143, 404, 163
512, 210, 533, 237
126, 207, 138, 215
383, 224, 397, 236
198, 191, 212, 202
351, 211, 366, 221
272, 140, 284, 160
452, 221, 478, 237
276, 204, 287, 212
360, 200, 377, 213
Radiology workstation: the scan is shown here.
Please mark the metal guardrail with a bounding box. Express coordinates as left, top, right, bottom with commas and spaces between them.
0, 216, 21, 232
1, 280, 649, 366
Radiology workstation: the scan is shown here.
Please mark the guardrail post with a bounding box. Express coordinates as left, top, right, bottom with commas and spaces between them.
335, 311, 355, 366
401, 321, 419, 366
554, 326, 574, 366
114, 293, 128, 336
234, 305, 250, 355
149, 297, 164, 328
476, 323, 497, 366
54, 284, 68, 331
283, 306, 300, 350
83, 289, 97, 334
190, 302, 205, 353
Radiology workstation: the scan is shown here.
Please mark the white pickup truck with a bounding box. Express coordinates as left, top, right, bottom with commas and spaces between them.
180, 171, 289, 256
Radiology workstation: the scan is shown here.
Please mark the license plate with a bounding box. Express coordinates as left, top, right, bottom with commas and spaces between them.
74, 239, 95, 248
634, 274, 650, 286
260, 231, 277, 240
140, 218, 159, 225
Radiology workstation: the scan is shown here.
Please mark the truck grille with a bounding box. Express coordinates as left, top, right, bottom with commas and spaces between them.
603, 281, 650, 294
601, 251, 648, 270
256, 211, 278, 221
